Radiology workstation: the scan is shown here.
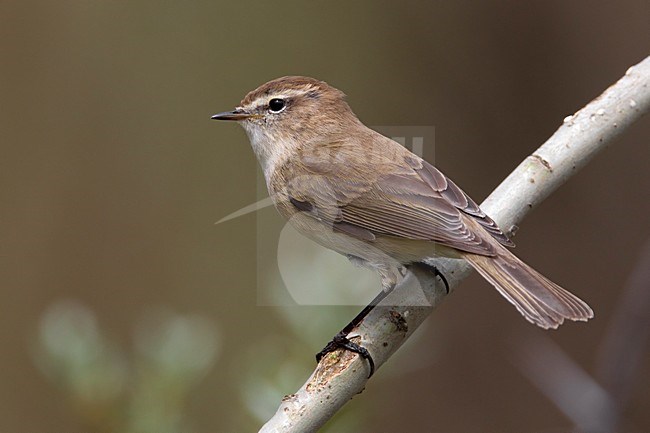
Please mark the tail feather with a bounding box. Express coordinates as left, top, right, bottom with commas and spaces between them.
463, 250, 593, 329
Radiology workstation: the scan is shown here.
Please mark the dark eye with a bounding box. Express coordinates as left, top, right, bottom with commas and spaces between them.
268, 98, 286, 113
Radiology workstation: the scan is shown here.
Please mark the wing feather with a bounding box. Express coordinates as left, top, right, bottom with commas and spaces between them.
278, 137, 513, 256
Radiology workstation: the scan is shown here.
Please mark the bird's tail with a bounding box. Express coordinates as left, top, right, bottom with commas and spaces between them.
463, 249, 593, 329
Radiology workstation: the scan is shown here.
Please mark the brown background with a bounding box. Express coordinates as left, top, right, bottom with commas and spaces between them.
1, 1, 649, 432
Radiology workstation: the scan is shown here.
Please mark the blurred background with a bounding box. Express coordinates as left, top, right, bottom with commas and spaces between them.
1, 1, 649, 432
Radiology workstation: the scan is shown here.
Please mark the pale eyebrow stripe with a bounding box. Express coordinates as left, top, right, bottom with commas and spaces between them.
244, 86, 318, 110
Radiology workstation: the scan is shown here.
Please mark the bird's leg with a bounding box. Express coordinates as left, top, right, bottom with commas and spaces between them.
315, 285, 392, 378
316, 262, 406, 378
315, 262, 450, 377
416, 261, 450, 293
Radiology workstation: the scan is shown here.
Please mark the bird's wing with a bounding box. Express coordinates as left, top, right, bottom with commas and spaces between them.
280, 141, 513, 257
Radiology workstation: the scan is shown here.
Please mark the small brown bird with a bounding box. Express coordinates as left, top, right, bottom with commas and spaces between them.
212, 76, 593, 373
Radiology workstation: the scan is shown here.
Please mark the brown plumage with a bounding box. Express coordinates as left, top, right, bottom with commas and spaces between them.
213, 76, 593, 329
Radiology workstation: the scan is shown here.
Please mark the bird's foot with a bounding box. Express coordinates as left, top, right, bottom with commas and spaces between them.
316, 331, 375, 377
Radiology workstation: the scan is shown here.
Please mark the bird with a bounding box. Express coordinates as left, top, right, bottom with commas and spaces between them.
212, 76, 593, 375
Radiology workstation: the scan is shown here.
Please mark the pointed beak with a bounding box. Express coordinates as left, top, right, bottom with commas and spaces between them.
211, 108, 254, 121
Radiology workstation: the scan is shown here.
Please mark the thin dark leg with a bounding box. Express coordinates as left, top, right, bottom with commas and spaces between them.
315, 281, 396, 378
315, 263, 449, 378
416, 262, 450, 293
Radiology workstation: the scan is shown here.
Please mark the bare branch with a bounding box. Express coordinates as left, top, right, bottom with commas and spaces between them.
595, 238, 650, 428
512, 238, 650, 433
259, 55, 650, 433
513, 333, 618, 433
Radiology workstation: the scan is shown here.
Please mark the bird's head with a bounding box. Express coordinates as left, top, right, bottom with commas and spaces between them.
212, 76, 360, 175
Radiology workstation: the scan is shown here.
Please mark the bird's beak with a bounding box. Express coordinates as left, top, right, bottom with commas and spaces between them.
211, 108, 255, 121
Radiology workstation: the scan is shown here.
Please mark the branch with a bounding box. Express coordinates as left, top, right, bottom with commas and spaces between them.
259, 56, 650, 433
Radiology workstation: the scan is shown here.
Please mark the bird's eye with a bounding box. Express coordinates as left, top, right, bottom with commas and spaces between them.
268, 98, 286, 113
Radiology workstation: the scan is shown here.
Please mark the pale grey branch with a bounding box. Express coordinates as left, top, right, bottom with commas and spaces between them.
259, 55, 650, 433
